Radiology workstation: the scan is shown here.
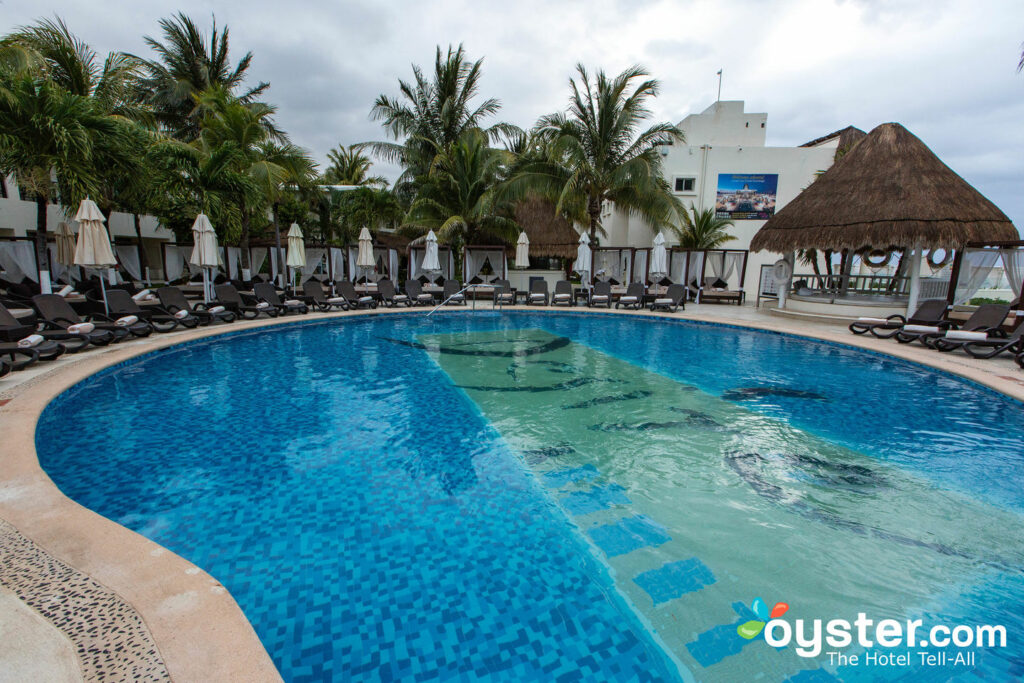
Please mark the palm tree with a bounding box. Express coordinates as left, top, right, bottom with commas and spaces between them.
368, 44, 518, 199
322, 144, 387, 187
133, 13, 270, 140
0, 74, 120, 286
506, 64, 684, 244
672, 205, 736, 249
404, 128, 518, 248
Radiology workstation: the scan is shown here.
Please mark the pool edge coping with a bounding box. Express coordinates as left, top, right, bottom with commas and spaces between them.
2, 304, 1022, 681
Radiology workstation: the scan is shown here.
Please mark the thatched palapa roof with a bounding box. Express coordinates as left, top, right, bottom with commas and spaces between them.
751, 122, 1018, 252
514, 197, 581, 259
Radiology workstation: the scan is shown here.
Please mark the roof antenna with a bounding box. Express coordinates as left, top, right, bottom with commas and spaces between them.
716, 69, 723, 102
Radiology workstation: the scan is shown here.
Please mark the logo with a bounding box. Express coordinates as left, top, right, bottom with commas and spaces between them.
737, 597, 789, 640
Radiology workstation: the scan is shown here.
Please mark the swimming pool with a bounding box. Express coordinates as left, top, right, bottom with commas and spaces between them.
37, 312, 1024, 681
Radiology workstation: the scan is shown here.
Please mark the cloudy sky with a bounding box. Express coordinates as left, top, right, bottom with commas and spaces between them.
5, 0, 1023, 228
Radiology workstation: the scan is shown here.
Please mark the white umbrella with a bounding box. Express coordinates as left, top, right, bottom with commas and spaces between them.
422, 230, 441, 277
515, 231, 530, 269
73, 198, 117, 313
189, 214, 219, 303
286, 223, 306, 293
649, 231, 668, 282
56, 221, 77, 268
356, 227, 375, 285
573, 232, 592, 288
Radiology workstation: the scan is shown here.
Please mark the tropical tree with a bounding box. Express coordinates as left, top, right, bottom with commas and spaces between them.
403, 128, 518, 248
672, 205, 736, 249
0, 74, 120, 285
322, 144, 387, 187
134, 13, 270, 140
368, 44, 518, 200
506, 64, 684, 244
333, 187, 403, 245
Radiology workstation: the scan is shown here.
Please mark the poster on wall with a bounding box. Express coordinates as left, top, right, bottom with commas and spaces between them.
715, 173, 778, 220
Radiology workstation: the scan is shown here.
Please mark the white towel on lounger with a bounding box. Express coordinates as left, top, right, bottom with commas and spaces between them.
285, 299, 302, 306
358, 296, 373, 303
393, 294, 408, 301
115, 315, 139, 326
256, 302, 271, 309
591, 295, 608, 301
654, 298, 673, 305
57, 285, 74, 297
173, 310, 190, 319
132, 289, 151, 301
328, 297, 347, 304
856, 317, 891, 324
902, 324, 940, 334
207, 305, 226, 314
944, 330, 989, 341
17, 334, 43, 348
67, 322, 95, 334
620, 296, 638, 303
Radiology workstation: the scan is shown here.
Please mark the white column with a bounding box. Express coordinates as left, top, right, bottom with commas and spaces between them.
778, 251, 794, 309
907, 243, 923, 316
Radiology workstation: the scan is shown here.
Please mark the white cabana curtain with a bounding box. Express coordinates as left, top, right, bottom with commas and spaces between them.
47, 244, 70, 284
388, 249, 398, 282
301, 248, 326, 282
348, 247, 358, 281
115, 245, 142, 281
267, 248, 285, 280
669, 251, 687, 284
0, 240, 38, 282
163, 244, 185, 281
954, 249, 1001, 305
594, 249, 629, 284
706, 251, 726, 282
464, 248, 505, 283
723, 252, 744, 288
225, 247, 242, 280
685, 251, 705, 287
250, 247, 268, 277
329, 247, 345, 281
1001, 248, 1024, 302
633, 249, 648, 283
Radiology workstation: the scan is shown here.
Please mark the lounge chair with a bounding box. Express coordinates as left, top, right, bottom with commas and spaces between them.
0, 357, 10, 377
895, 304, 1010, 346
337, 281, 377, 309
104, 289, 181, 333
214, 283, 278, 319
299, 280, 348, 312
442, 279, 466, 306
378, 280, 412, 307
32, 294, 127, 344
929, 322, 1024, 358
405, 280, 436, 307
76, 292, 154, 338
551, 280, 573, 306
492, 279, 515, 306
615, 282, 645, 310
849, 299, 948, 339
698, 277, 745, 305
254, 282, 308, 315
0, 302, 90, 353
650, 284, 685, 313
589, 281, 612, 308
158, 286, 236, 325
527, 280, 548, 306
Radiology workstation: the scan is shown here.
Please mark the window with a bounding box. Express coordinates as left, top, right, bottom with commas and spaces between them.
0, 177, 7, 199
745, 122, 749, 128
673, 177, 696, 193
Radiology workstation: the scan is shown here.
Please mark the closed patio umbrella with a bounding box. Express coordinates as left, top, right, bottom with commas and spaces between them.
573, 232, 592, 289
286, 223, 306, 293
73, 198, 117, 313
189, 214, 219, 303
515, 231, 530, 269
422, 230, 441, 277
56, 221, 77, 268
649, 231, 668, 282
356, 227, 375, 285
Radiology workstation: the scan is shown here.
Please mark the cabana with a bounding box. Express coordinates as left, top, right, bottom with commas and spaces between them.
591, 247, 633, 287
347, 245, 398, 283
751, 122, 1018, 316
664, 249, 748, 304
945, 241, 1024, 326
463, 245, 507, 284
409, 244, 454, 284
632, 248, 650, 285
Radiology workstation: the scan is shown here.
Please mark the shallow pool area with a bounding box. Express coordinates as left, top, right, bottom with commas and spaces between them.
36, 312, 1024, 681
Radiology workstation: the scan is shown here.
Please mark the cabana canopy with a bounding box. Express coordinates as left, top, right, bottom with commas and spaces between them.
463, 245, 507, 283
514, 197, 580, 259
751, 122, 1018, 252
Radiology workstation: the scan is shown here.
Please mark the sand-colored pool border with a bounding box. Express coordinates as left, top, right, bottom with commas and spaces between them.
2, 304, 1022, 682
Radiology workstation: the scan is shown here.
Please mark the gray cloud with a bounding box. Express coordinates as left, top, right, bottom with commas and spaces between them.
3, 0, 1021, 229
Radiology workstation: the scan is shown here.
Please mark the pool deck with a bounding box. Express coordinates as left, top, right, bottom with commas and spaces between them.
1, 303, 1021, 682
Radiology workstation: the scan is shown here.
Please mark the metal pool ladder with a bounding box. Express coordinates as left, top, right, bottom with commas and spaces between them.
426, 283, 498, 317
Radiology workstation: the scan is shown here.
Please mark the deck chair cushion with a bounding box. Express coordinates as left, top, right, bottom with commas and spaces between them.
654, 298, 673, 305
67, 322, 95, 334
328, 297, 348, 304
945, 330, 989, 341
857, 317, 890, 324
620, 296, 638, 303
17, 334, 44, 348
903, 324, 940, 333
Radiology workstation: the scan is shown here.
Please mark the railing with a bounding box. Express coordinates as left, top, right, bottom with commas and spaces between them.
791, 273, 950, 300
426, 283, 497, 317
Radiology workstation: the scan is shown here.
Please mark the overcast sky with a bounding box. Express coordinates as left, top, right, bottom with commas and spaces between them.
4, 0, 1023, 230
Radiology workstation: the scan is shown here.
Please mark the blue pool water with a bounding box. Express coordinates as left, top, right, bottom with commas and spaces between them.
36, 313, 1024, 681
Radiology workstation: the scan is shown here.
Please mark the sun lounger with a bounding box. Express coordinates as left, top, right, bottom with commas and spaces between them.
104, 289, 181, 333
895, 304, 1010, 346
405, 280, 436, 307
492, 279, 514, 306
929, 320, 1024, 357
650, 284, 685, 313
615, 283, 645, 310
589, 281, 611, 308
378, 280, 412, 307
0, 302, 90, 353
76, 292, 153, 338
337, 281, 377, 309
158, 286, 236, 325
214, 283, 277, 319
254, 283, 308, 315
32, 294, 126, 344
848, 299, 948, 338
443, 279, 466, 306
300, 281, 348, 311
527, 280, 548, 306
551, 280, 573, 306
